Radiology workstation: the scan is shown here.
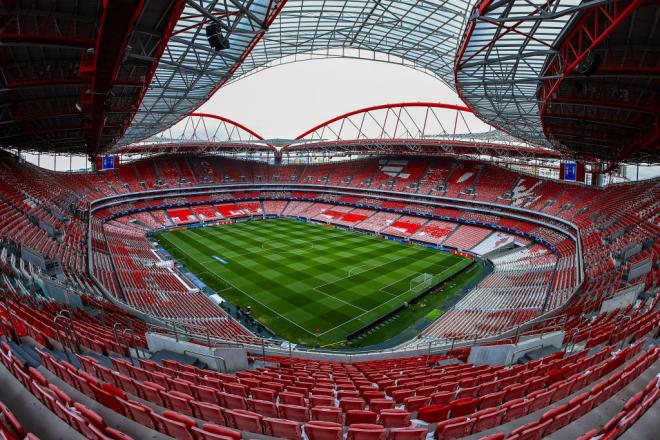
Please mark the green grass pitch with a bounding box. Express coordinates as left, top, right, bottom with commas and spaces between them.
154, 218, 473, 346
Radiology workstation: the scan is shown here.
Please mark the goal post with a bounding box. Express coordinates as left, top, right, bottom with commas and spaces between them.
410, 273, 433, 293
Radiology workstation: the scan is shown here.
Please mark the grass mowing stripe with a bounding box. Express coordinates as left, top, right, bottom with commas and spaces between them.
157, 227, 321, 336
316, 258, 472, 337
154, 218, 476, 346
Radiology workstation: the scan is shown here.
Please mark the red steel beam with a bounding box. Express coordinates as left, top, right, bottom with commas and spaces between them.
538, 0, 651, 163
115, 0, 187, 149
292, 102, 472, 142
189, 113, 271, 144
0, 34, 94, 48
185, 1, 289, 116
86, 0, 148, 155
539, 0, 645, 114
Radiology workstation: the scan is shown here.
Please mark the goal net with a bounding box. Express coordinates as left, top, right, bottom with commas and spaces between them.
410, 273, 433, 293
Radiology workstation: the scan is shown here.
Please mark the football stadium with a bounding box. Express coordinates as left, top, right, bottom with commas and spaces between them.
0, 1, 658, 439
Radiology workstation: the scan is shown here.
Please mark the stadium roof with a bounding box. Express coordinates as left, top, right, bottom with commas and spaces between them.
0, 0, 184, 155
456, 0, 659, 164
3, 0, 657, 166
118, 0, 474, 147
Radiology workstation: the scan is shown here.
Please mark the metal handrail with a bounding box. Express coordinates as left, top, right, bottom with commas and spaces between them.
147, 322, 208, 346
615, 315, 633, 349
171, 321, 211, 347
147, 321, 254, 349
55, 309, 81, 352
122, 328, 145, 359
515, 315, 567, 343
0, 290, 17, 342
113, 322, 136, 358
183, 349, 228, 372
54, 312, 78, 362
112, 322, 123, 347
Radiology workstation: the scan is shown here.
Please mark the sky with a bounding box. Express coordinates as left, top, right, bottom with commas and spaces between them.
197, 57, 463, 139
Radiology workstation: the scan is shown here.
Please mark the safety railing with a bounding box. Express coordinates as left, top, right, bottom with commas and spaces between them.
183, 349, 228, 373
54, 311, 80, 363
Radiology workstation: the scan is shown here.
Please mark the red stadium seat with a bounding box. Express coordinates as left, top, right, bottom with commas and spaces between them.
191, 423, 242, 440
304, 421, 343, 440
340, 397, 367, 411
450, 397, 480, 417
279, 404, 309, 422
370, 399, 396, 412
346, 423, 386, 440
191, 401, 227, 425
388, 427, 428, 440
502, 398, 529, 423
434, 416, 475, 440
219, 392, 247, 411
251, 387, 277, 402
310, 395, 335, 407
248, 398, 278, 418
279, 391, 306, 406
224, 409, 263, 434
164, 390, 195, 416
417, 404, 450, 423
472, 407, 505, 432
191, 384, 221, 405
527, 389, 554, 413
430, 391, 454, 405
345, 410, 378, 425
403, 395, 430, 412
378, 409, 411, 428
312, 406, 342, 424
140, 381, 167, 407
152, 410, 195, 440
480, 391, 505, 409
117, 399, 157, 429
262, 417, 303, 440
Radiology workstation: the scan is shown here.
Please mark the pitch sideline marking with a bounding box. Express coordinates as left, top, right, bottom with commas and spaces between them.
192, 226, 359, 260
161, 220, 467, 339
378, 271, 435, 296
159, 233, 318, 336
194, 270, 233, 293
314, 258, 468, 337
312, 254, 455, 312
315, 253, 454, 290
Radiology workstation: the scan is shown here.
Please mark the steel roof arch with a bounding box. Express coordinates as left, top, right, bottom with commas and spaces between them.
293, 102, 473, 142
119, 0, 475, 146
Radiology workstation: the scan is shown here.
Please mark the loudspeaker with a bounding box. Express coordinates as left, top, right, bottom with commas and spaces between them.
206, 23, 230, 51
